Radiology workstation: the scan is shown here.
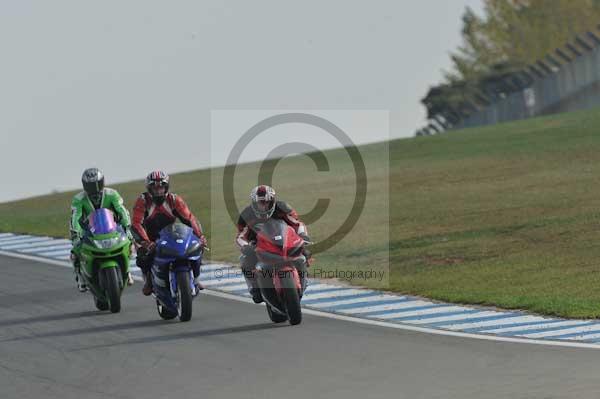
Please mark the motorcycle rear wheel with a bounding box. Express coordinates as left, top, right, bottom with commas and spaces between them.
94, 297, 109, 311
156, 300, 177, 320
266, 303, 288, 323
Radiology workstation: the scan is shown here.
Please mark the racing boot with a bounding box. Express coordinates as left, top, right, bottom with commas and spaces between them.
193, 275, 204, 292
142, 271, 153, 296
250, 287, 263, 304
127, 272, 134, 286
241, 255, 263, 303
74, 271, 88, 293
244, 274, 263, 304
191, 261, 204, 292
71, 253, 87, 292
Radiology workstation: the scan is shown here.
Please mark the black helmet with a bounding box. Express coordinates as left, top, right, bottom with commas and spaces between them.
82, 168, 104, 207
145, 170, 170, 205
250, 185, 276, 219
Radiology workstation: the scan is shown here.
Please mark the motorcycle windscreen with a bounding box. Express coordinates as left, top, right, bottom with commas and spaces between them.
161, 223, 193, 240
256, 219, 303, 257
88, 208, 118, 235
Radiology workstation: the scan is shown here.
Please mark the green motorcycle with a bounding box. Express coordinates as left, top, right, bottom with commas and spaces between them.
78, 208, 131, 313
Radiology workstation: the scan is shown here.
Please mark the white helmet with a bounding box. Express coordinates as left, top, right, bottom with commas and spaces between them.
250, 185, 276, 219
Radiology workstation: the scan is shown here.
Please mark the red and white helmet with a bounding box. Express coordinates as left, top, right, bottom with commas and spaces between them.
250, 185, 276, 219
145, 170, 170, 204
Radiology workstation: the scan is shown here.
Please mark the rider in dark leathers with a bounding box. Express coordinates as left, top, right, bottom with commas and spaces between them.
235, 185, 310, 303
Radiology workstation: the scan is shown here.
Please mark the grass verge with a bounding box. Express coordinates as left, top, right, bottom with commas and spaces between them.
3, 107, 600, 317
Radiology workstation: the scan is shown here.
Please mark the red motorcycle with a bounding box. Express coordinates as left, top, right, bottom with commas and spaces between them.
254, 218, 308, 325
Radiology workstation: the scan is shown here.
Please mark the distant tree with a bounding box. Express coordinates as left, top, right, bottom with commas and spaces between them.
448, 0, 600, 81
444, 6, 506, 83
422, 0, 600, 124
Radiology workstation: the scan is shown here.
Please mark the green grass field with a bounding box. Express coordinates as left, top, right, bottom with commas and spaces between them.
3, 107, 600, 318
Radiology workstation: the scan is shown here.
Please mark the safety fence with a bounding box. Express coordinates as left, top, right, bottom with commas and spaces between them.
417, 26, 600, 135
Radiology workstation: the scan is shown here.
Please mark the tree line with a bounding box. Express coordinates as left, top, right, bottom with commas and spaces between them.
421, 0, 600, 131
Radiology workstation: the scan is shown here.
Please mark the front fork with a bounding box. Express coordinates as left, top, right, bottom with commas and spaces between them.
256, 259, 307, 312
169, 268, 198, 299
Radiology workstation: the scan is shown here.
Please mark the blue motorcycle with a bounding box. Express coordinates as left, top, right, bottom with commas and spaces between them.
151, 223, 203, 322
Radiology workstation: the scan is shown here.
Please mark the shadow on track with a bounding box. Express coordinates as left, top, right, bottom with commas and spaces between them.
0, 286, 138, 308
0, 310, 112, 328
0, 287, 80, 307
0, 319, 168, 343
71, 322, 284, 351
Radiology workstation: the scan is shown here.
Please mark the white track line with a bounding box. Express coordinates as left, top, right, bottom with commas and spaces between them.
0, 235, 32, 243
202, 277, 246, 287
483, 320, 586, 334
218, 283, 250, 292
309, 294, 403, 309
1, 249, 600, 350
340, 300, 441, 314
18, 243, 73, 253
442, 315, 548, 331
408, 311, 509, 325
305, 283, 346, 291
0, 239, 62, 250
559, 332, 600, 341
0, 236, 49, 245
201, 264, 235, 272
302, 288, 370, 300
373, 305, 472, 320
0, 236, 48, 246
35, 249, 72, 257
521, 324, 600, 339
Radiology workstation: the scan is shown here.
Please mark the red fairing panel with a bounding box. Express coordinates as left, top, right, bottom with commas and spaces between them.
284, 227, 304, 257
274, 266, 302, 295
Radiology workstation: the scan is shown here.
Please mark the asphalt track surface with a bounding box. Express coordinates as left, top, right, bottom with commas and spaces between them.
1, 255, 600, 399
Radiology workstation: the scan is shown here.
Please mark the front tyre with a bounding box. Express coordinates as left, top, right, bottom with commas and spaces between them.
102, 267, 121, 313
176, 271, 193, 322
281, 276, 302, 325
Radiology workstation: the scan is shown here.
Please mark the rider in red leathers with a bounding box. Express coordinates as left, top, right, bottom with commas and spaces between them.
236, 185, 310, 303
132, 171, 207, 296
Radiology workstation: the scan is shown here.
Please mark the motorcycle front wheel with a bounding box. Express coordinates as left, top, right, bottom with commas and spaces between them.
280, 276, 302, 325
101, 267, 121, 313
176, 271, 193, 322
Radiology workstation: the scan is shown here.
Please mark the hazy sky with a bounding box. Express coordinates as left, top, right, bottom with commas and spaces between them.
0, 0, 482, 202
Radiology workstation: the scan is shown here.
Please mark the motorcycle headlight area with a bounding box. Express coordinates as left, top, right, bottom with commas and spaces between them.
185, 242, 201, 256
157, 245, 180, 257
93, 236, 124, 249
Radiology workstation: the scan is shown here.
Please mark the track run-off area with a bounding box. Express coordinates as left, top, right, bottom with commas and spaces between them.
3, 233, 600, 348
2, 255, 600, 398
2, 233, 600, 397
